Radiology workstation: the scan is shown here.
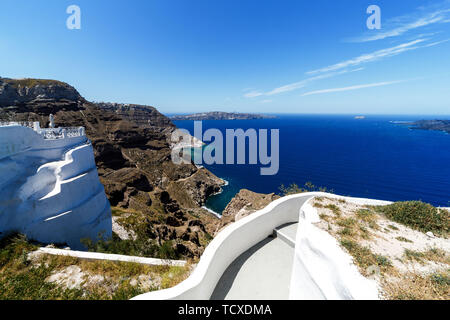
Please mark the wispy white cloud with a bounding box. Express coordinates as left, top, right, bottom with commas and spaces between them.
422, 38, 450, 47
301, 80, 408, 96
350, 6, 450, 43
243, 7, 450, 100
243, 68, 364, 98
266, 68, 364, 95
261, 99, 272, 103
307, 39, 426, 75
243, 90, 263, 98
244, 35, 449, 99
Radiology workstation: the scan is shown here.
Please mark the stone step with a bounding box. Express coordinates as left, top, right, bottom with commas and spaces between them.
273, 222, 298, 248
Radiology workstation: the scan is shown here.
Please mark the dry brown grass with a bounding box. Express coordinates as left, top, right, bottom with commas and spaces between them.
339, 238, 392, 276
382, 269, 450, 300
403, 248, 449, 265
31, 253, 192, 298
37, 253, 191, 284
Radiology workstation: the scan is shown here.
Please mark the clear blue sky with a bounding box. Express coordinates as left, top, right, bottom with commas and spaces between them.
1, 0, 450, 114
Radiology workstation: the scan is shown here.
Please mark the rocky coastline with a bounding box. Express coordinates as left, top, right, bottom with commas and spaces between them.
407, 120, 450, 134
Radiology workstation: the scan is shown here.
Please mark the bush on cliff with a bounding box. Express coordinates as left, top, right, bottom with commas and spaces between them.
278, 182, 332, 196
375, 201, 449, 236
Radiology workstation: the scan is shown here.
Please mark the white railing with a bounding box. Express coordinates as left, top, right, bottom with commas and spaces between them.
0, 121, 85, 140
37, 127, 86, 140
0, 121, 35, 128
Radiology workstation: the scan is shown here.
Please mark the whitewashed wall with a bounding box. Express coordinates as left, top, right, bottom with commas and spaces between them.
132, 193, 311, 300
289, 196, 387, 300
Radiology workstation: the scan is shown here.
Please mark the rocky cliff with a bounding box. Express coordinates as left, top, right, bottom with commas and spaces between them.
96, 102, 174, 128
0, 78, 83, 107
170, 111, 276, 121
0, 77, 224, 257
214, 189, 280, 235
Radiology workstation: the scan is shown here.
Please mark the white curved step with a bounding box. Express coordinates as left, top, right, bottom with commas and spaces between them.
273, 223, 298, 248
26, 190, 111, 249
36, 168, 103, 218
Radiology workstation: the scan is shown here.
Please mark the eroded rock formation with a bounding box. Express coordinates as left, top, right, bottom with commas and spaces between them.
214, 189, 280, 235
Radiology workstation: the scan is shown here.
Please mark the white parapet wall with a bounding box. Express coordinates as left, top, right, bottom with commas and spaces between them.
132, 192, 391, 300
132, 193, 310, 300
0, 124, 112, 249
33, 247, 187, 267
288, 196, 390, 300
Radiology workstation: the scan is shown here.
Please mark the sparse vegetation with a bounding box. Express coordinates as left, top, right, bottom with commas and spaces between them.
359, 225, 370, 239
87, 208, 212, 260
368, 220, 380, 230
403, 248, 448, 264
313, 202, 324, 208
0, 234, 190, 300
339, 238, 391, 273
383, 270, 450, 300
337, 227, 354, 236
396, 236, 412, 243
324, 204, 341, 215
313, 197, 449, 300
337, 217, 356, 228
278, 182, 332, 196
82, 233, 180, 260
2, 78, 66, 89
356, 209, 376, 223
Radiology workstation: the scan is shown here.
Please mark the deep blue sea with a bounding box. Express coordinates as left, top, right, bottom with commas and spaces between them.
173, 115, 450, 214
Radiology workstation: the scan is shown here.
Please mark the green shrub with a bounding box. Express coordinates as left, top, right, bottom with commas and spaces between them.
340, 238, 391, 271
396, 236, 413, 243
376, 201, 448, 236
279, 182, 332, 196
430, 273, 450, 287
325, 204, 341, 215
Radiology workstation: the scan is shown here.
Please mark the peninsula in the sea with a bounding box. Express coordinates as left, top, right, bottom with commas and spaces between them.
407, 120, 450, 134
170, 111, 276, 121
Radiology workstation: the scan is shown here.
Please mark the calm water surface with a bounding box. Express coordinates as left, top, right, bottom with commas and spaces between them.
174, 115, 450, 213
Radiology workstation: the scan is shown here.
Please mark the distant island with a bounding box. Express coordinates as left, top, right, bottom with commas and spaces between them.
170, 111, 277, 121
407, 120, 450, 134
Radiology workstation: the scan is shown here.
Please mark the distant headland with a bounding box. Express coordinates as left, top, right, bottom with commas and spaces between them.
170, 111, 276, 121
407, 120, 450, 134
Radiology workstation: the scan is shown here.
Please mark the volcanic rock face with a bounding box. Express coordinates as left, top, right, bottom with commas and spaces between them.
214, 189, 280, 235
96, 103, 174, 128
0, 77, 224, 257
0, 78, 83, 107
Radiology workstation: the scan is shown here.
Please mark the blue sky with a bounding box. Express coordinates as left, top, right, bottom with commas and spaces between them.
1, 0, 450, 114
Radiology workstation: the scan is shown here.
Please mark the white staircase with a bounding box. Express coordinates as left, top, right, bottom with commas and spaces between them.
273, 222, 298, 248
